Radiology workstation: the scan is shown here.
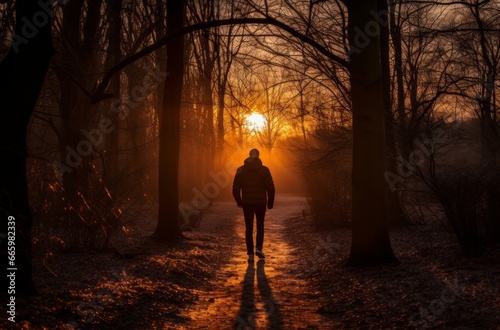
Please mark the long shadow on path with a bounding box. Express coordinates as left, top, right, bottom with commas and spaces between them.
235, 260, 283, 329
256, 260, 283, 328
186, 197, 334, 329
235, 262, 256, 329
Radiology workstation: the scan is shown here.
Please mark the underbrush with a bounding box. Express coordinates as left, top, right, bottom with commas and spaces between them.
432, 167, 500, 255
30, 163, 132, 251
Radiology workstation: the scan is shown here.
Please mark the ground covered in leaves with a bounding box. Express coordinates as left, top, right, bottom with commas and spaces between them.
285, 214, 500, 329
3, 203, 242, 329
2, 195, 500, 329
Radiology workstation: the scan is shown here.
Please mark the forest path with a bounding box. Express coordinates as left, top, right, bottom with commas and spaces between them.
181, 195, 336, 329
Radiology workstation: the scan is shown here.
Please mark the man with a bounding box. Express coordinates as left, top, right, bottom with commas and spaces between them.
232, 149, 275, 262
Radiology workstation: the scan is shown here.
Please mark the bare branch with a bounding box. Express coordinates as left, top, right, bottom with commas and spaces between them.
91, 17, 348, 103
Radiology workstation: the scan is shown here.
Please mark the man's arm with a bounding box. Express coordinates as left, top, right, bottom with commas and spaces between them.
232, 169, 243, 207
265, 168, 275, 209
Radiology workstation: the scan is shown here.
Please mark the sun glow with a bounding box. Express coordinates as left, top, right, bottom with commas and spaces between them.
246, 112, 266, 131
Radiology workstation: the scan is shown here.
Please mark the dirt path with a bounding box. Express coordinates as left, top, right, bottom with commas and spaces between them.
10, 195, 500, 329
181, 195, 335, 329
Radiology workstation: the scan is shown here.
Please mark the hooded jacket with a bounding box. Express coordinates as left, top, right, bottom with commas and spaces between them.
232, 157, 275, 207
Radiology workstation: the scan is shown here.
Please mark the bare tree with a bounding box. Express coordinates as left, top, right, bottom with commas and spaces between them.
456, 0, 499, 167
0, 0, 54, 293
155, 0, 184, 242
343, 0, 397, 265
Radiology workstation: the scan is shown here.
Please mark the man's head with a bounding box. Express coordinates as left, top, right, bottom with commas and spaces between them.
249, 148, 260, 158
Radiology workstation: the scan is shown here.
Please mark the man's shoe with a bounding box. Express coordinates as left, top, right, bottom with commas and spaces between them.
248, 254, 254, 262
255, 249, 265, 259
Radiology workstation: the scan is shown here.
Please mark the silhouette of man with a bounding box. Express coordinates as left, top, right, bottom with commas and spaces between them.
233, 149, 275, 261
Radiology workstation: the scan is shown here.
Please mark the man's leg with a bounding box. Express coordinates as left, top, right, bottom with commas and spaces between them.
255, 204, 266, 251
243, 205, 255, 255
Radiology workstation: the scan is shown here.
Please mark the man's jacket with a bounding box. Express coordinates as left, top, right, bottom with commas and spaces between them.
232, 157, 275, 208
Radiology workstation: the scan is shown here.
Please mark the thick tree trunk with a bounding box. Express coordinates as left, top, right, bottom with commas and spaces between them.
155, 0, 184, 242
0, 0, 53, 294
345, 0, 397, 265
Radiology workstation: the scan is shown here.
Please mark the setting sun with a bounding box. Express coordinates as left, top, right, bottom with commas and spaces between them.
246, 112, 266, 131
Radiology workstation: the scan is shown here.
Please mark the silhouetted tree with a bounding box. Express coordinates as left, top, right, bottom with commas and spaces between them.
155, 0, 185, 242
0, 0, 53, 293
379, 0, 406, 225
461, 0, 499, 167
344, 0, 397, 265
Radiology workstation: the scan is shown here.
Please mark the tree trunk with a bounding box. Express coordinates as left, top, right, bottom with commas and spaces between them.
472, 3, 498, 168
379, 0, 406, 225
0, 0, 53, 294
217, 74, 226, 151
389, 1, 406, 155
105, 0, 123, 187
345, 0, 397, 265
155, 0, 184, 242
55, 0, 103, 244
201, 62, 215, 182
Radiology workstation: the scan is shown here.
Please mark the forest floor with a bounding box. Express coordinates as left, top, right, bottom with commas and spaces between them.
2, 195, 500, 329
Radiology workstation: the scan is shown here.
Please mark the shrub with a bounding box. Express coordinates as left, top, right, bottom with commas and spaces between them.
295, 127, 353, 229
31, 162, 126, 250
306, 166, 351, 229
433, 167, 500, 255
